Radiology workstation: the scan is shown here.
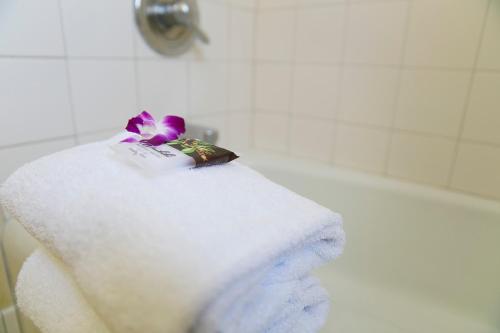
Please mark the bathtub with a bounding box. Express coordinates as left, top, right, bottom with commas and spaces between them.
240, 151, 500, 333
2, 150, 500, 333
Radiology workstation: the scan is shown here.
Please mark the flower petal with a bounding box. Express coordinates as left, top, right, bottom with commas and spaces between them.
121, 136, 139, 143
142, 134, 169, 146
162, 115, 186, 136
139, 111, 155, 126
125, 115, 144, 134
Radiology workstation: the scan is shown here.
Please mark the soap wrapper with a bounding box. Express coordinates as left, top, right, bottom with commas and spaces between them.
111, 138, 238, 173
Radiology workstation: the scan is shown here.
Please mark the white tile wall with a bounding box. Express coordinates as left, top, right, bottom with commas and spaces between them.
388, 133, 455, 187
1, 0, 500, 204
335, 124, 390, 175
228, 63, 253, 110
229, 8, 255, 60
345, 2, 409, 65
253, 0, 500, 201
462, 72, 500, 145
289, 116, 335, 162
256, 9, 295, 61
452, 142, 500, 199
295, 5, 345, 64
0, 0, 256, 187
68, 59, 137, 133
254, 113, 289, 152
340, 66, 399, 127
404, 0, 488, 68
292, 65, 340, 118
137, 60, 189, 116
60, 0, 135, 57
0, 0, 65, 56
394, 69, 470, 137
255, 63, 292, 111
0, 59, 74, 147
478, 1, 500, 70
189, 62, 228, 114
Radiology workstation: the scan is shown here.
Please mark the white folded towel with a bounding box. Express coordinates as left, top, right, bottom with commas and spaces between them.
0, 136, 345, 333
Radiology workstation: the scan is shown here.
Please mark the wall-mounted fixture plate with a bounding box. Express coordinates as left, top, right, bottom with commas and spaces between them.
134, 0, 209, 57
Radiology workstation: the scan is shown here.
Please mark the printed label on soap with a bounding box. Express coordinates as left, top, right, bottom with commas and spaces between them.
111, 138, 238, 173
111, 141, 195, 173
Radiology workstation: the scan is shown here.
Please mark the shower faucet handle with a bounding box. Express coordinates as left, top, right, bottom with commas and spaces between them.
170, 2, 210, 44
134, 0, 209, 56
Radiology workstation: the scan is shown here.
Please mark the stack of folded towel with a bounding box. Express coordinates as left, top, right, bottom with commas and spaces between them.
0, 135, 345, 333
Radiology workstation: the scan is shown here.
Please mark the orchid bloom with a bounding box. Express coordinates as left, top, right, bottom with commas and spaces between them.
122, 111, 186, 146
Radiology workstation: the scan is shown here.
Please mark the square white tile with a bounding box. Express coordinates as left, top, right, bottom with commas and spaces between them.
229, 0, 257, 9
463, 72, 500, 145
77, 128, 122, 145
189, 62, 227, 114
340, 66, 399, 127
0, 0, 65, 56
228, 63, 253, 111
289, 116, 335, 163
229, 8, 254, 60
197, 1, 228, 60
258, 0, 296, 9
254, 112, 289, 152
137, 60, 188, 116
297, 0, 344, 5
60, 0, 134, 57
0, 59, 74, 146
295, 5, 346, 64
388, 132, 455, 186
395, 69, 470, 137
68, 60, 137, 133
345, 2, 409, 65
256, 9, 295, 61
291, 64, 340, 119
227, 113, 252, 150
0, 139, 75, 182
404, 0, 488, 68
478, 1, 500, 70
334, 123, 390, 174
255, 63, 292, 111
451, 142, 500, 200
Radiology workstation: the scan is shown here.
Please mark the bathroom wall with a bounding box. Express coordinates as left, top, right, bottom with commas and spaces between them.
252, 0, 500, 201
0, 1, 255, 331
0, 0, 256, 184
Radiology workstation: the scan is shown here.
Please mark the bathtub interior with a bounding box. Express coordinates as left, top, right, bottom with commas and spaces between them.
0, 151, 499, 333
240, 152, 500, 333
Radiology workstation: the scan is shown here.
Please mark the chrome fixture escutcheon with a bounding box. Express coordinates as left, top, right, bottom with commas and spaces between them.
134, 0, 209, 56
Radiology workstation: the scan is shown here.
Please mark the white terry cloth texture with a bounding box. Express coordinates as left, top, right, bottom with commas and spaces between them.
1, 136, 345, 333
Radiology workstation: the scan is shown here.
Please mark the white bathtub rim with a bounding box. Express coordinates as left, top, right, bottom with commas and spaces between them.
239, 150, 500, 215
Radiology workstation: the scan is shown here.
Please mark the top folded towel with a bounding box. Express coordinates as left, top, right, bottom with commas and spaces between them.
0, 136, 345, 333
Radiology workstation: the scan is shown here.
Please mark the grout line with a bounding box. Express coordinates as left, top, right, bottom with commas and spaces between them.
250, 1, 259, 149
131, 7, 142, 113
252, 58, 486, 72
0, 53, 496, 73
56, 0, 79, 146
446, 0, 492, 187
186, 60, 192, 118
285, 6, 300, 154
382, 0, 413, 176
224, 4, 232, 144
330, 2, 350, 166
0, 135, 76, 151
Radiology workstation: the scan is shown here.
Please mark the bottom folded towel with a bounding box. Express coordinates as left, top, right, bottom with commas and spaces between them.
18, 236, 337, 333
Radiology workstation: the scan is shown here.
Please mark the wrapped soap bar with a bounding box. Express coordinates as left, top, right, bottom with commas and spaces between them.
111, 138, 238, 173
165, 138, 238, 167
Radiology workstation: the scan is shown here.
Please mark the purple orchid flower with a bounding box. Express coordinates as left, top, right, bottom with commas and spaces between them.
122, 111, 186, 146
